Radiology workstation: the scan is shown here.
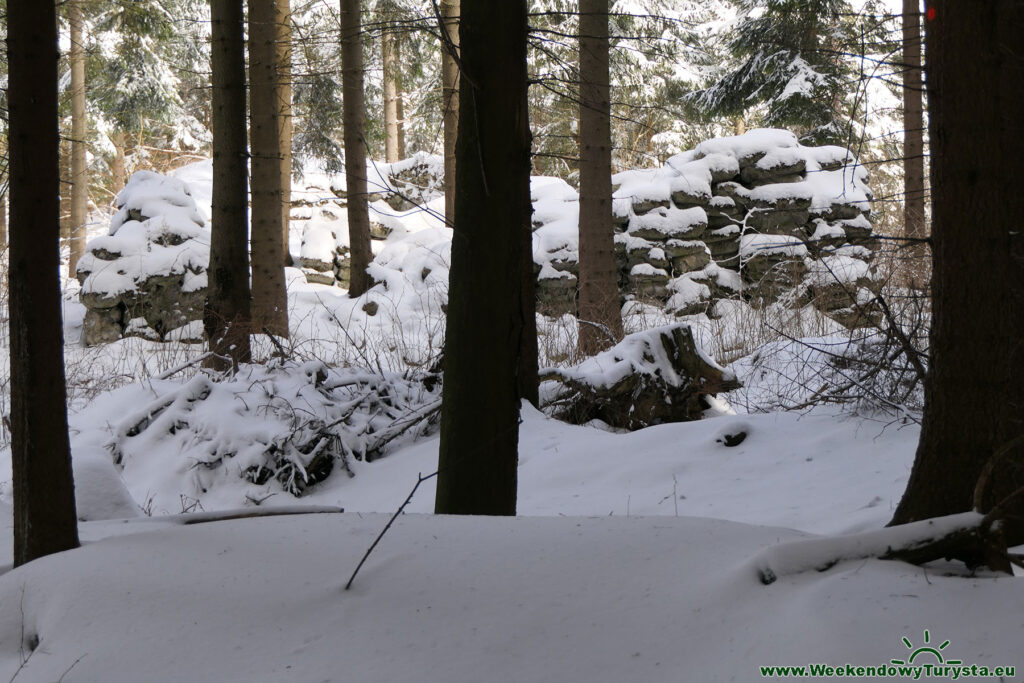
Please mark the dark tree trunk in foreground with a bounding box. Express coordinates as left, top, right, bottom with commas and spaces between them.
902, 0, 926, 246
340, 0, 373, 297
206, 0, 253, 368
577, 0, 623, 355
439, 0, 459, 225
8, 0, 80, 565
435, 0, 532, 515
68, 0, 88, 275
249, 0, 290, 337
891, 1, 1024, 531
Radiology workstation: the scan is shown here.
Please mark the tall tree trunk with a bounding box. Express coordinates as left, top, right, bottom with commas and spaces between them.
434, 0, 532, 516
340, 0, 373, 297
902, 0, 926, 245
8, 0, 80, 566
440, 0, 459, 225
249, 0, 290, 337
891, 1, 1024, 531
69, 0, 88, 276
0, 193, 7, 251
206, 0, 253, 369
278, 0, 293, 266
576, 0, 623, 356
381, 1, 402, 163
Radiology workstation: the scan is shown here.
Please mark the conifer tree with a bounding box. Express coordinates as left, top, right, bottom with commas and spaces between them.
8, 0, 81, 566
435, 0, 532, 515
577, 0, 623, 355
692, 0, 860, 144
206, 0, 253, 368
891, 0, 1024, 534
250, 0, 290, 337
340, 0, 374, 297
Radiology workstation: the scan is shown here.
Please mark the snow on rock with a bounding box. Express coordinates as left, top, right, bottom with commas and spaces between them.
740, 233, 809, 259
76, 171, 209, 346
532, 128, 876, 326
77, 130, 876, 354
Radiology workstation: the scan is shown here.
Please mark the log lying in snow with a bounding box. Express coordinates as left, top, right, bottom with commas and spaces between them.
751, 512, 1012, 585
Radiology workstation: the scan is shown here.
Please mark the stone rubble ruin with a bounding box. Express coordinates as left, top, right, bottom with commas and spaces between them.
77, 129, 880, 346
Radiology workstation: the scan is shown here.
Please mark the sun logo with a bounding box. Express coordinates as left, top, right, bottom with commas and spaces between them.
891, 630, 962, 666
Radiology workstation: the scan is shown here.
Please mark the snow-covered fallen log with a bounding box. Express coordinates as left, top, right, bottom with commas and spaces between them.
750, 511, 1013, 585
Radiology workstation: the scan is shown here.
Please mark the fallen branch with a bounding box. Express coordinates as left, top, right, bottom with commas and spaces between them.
179, 505, 344, 525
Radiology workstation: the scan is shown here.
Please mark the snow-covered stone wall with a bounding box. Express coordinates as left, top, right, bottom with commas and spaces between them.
77, 130, 879, 347
532, 128, 878, 326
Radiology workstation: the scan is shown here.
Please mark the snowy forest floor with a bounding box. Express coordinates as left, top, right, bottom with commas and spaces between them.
0, 376, 1019, 681
0, 187, 1019, 681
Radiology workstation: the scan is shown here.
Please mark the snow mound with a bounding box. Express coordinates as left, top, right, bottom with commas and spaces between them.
80, 361, 441, 514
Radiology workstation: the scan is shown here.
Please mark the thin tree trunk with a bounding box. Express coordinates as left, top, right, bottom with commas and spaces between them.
278, 0, 293, 265
59, 138, 71, 240
440, 0, 459, 225
0, 193, 7, 251
8, 0, 80, 565
902, 0, 926, 244
340, 0, 373, 297
382, 1, 401, 164
206, 0, 253, 369
434, 0, 531, 515
396, 82, 406, 160
110, 130, 127, 194
69, 0, 88, 275
577, 0, 623, 356
249, 0, 290, 337
891, 1, 1024, 531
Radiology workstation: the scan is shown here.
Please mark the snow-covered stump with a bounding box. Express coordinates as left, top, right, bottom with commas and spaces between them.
76, 171, 209, 345
541, 323, 740, 429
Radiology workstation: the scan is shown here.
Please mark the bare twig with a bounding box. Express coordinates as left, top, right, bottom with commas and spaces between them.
344, 470, 438, 591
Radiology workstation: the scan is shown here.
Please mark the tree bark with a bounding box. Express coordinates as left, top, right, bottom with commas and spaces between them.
278, 0, 293, 266
902, 0, 926, 244
206, 0, 253, 369
8, 0, 80, 565
381, 0, 402, 163
0, 193, 7, 251
68, 0, 88, 275
439, 0, 459, 225
340, 0, 374, 297
396, 80, 406, 160
891, 1, 1024, 531
577, 0, 623, 356
249, 0, 290, 337
434, 0, 532, 515
110, 130, 127, 194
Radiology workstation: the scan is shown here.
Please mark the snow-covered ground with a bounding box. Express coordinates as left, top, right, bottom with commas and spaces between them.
0, 150, 1017, 681
1, 393, 1020, 682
